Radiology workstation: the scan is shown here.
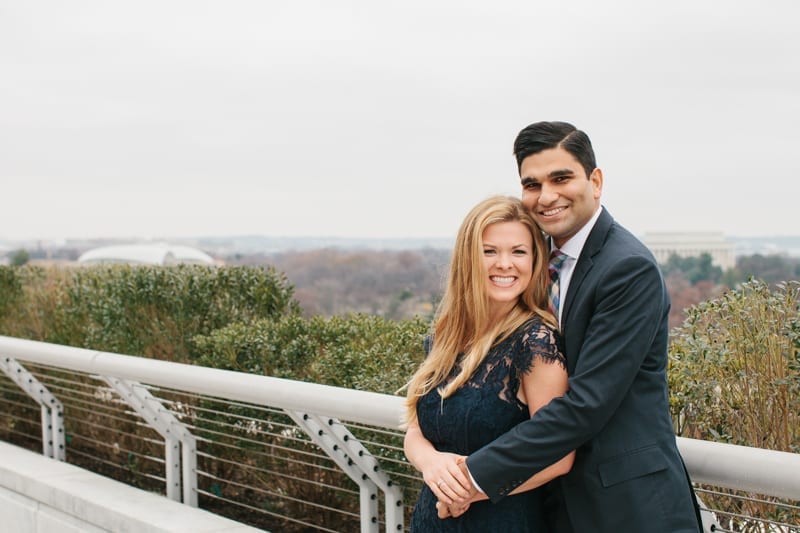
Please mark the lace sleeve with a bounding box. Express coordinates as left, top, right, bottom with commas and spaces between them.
514, 317, 566, 375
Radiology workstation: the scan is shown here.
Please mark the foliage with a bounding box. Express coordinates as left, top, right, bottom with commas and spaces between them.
662, 252, 800, 331
664, 272, 723, 330
0, 266, 23, 317
0, 265, 298, 362
193, 314, 318, 378
232, 248, 449, 320
0, 266, 75, 344
669, 279, 800, 528
669, 279, 800, 449
661, 252, 723, 285
193, 312, 428, 393
723, 253, 800, 288
9, 249, 30, 266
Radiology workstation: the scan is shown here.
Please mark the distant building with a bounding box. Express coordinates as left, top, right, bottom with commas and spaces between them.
642, 232, 735, 270
77, 243, 217, 266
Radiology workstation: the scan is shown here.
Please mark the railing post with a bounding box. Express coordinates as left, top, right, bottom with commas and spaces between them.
102, 377, 198, 506
323, 416, 404, 533
288, 411, 399, 532
0, 356, 65, 461
181, 432, 198, 506
164, 437, 181, 501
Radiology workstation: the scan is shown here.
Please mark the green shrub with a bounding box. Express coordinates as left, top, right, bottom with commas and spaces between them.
0, 266, 23, 318
193, 312, 428, 392
192, 314, 318, 378
305, 313, 428, 393
669, 279, 800, 451
0, 266, 77, 344
0, 265, 298, 361
669, 279, 800, 528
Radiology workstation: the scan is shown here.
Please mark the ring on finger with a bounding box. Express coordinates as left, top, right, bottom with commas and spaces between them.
437, 478, 445, 488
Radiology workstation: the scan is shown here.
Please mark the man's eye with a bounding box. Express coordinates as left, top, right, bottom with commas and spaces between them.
523, 182, 540, 190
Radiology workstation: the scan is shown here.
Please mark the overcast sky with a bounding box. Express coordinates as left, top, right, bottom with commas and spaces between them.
1, 0, 798, 244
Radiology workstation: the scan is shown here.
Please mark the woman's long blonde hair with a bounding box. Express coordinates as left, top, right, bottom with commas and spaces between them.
403, 195, 554, 425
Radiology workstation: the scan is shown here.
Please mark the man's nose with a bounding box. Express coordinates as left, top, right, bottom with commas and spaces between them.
539, 183, 558, 205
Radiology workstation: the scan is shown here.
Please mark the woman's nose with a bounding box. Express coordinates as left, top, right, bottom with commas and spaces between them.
497, 253, 512, 268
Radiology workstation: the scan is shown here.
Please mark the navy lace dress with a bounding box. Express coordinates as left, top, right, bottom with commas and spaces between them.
409, 317, 565, 532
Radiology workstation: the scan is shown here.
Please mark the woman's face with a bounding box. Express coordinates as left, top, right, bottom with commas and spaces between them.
481, 220, 534, 319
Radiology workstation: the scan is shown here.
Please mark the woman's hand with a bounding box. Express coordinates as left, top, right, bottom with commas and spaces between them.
403, 421, 472, 504
420, 451, 472, 504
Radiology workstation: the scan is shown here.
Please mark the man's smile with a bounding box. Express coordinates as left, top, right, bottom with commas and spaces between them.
540, 206, 567, 217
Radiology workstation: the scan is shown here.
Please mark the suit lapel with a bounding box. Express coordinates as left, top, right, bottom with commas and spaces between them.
561, 209, 614, 326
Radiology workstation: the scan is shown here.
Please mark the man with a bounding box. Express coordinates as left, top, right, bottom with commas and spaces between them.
461, 121, 702, 531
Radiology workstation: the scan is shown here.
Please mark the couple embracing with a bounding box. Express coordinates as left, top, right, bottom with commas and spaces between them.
403, 121, 703, 532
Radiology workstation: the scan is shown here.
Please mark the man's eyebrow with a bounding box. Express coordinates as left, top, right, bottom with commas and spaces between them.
549, 168, 575, 177
521, 168, 575, 184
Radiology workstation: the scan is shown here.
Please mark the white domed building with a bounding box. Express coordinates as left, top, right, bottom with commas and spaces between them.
77, 243, 216, 266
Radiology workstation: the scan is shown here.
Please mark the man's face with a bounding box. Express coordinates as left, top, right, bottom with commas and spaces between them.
519, 147, 603, 248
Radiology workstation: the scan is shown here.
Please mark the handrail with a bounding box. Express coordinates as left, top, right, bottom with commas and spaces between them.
2, 334, 800, 504
679, 437, 800, 501
0, 335, 402, 428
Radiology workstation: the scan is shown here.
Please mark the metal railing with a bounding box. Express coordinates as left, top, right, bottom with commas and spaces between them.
1, 335, 799, 532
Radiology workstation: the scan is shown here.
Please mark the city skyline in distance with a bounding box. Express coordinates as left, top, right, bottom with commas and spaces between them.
3, 232, 800, 260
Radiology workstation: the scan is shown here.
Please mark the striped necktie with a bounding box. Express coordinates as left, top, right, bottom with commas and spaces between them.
548, 250, 568, 319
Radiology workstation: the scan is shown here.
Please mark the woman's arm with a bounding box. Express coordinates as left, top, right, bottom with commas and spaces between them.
404, 418, 472, 504
508, 357, 575, 492
443, 357, 575, 516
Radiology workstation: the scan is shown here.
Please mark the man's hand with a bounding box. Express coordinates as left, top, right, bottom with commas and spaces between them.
436, 499, 471, 519
452, 456, 479, 504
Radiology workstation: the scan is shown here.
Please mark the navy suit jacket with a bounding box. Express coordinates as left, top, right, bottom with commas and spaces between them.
466, 209, 700, 532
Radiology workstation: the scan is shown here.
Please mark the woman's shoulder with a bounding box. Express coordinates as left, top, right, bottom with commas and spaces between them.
516, 314, 558, 338
514, 315, 565, 369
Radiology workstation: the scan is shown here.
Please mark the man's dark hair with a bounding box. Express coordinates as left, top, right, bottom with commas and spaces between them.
513, 121, 597, 178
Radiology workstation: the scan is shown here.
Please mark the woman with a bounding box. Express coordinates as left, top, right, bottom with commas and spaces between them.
403, 195, 574, 531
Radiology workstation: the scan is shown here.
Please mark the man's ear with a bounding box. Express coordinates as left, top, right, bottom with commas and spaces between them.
590, 168, 603, 199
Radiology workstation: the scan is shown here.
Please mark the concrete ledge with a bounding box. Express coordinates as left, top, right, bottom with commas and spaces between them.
0, 442, 264, 533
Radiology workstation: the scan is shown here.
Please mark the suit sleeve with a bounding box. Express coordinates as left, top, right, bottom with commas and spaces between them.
466, 254, 668, 501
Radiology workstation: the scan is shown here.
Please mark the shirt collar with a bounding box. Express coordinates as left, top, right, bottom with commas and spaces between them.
551, 206, 604, 259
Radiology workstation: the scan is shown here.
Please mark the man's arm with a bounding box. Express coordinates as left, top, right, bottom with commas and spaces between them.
445, 348, 576, 516
466, 255, 668, 501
